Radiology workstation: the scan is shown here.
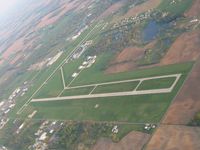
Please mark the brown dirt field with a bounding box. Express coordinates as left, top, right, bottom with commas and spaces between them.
74, 0, 93, 12
2, 37, 25, 59
162, 57, 200, 125
35, 0, 91, 30
119, 0, 161, 20
2, 33, 39, 61
106, 41, 156, 74
91, 131, 150, 150
98, 1, 125, 19
146, 125, 200, 150
185, 0, 200, 17
36, 1, 78, 29
161, 30, 200, 65
10, 54, 23, 65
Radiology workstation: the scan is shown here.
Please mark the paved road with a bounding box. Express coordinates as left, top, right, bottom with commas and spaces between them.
31, 89, 172, 102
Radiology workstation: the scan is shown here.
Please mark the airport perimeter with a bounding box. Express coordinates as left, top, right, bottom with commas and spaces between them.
12, 20, 193, 123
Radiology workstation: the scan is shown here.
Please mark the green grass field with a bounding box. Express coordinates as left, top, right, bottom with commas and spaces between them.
28, 71, 186, 122
62, 57, 84, 86
29, 94, 172, 122
158, 0, 194, 16
20, 60, 193, 123
137, 77, 176, 91
61, 86, 94, 96
8, 21, 105, 118
34, 69, 63, 98
92, 81, 140, 94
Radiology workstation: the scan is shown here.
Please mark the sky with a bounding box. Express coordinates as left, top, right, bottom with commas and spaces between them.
0, 0, 19, 14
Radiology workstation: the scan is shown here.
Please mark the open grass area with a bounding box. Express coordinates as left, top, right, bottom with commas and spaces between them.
22, 61, 192, 122
137, 77, 176, 91
61, 86, 95, 96
29, 94, 172, 122
157, 0, 194, 15
34, 69, 63, 98
62, 57, 84, 86
92, 81, 140, 94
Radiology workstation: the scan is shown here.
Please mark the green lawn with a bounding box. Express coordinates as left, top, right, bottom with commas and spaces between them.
137, 77, 176, 91
61, 86, 95, 96
33, 69, 63, 98
93, 81, 140, 94
30, 94, 171, 122
158, 0, 194, 15
62, 57, 84, 86
25, 65, 190, 122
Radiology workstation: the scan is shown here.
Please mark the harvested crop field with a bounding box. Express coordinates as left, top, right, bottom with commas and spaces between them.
35, 0, 93, 29
98, 1, 125, 19
162, 57, 200, 125
92, 131, 150, 150
36, 1, 78, 29
2, 33, 39, 61
146, 125, 200, 150
2, 37, 25, 59
106, 47, 143, 73
161, 30, 200, 65
106, 41, 156, 74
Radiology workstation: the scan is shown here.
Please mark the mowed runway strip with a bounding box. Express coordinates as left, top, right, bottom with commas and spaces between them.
31, 74, 181, 102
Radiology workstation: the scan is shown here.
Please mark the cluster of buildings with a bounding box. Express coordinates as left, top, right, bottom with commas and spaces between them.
0, 146, 7, 150
80, 55, 97, 69
28, 51, 63, 71
70, 40, 93, 60
9, 82, 29, 101
112, 125, 119, 134
29, 121, 64, 150
111, 9, 152, 30
72, 55, 96, 78
46, 51, 63, 67
71, 26, 88, 40
0, 82, 30, 130
144, 123, 156, 131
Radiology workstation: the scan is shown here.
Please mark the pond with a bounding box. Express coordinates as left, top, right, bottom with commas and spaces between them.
143, 20, 170, 42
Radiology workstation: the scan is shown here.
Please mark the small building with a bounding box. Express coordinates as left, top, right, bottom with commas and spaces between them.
39, 132, 47, 141
112, 125, 119, 134
72, 73, 78, 78
78, 66, 85, 70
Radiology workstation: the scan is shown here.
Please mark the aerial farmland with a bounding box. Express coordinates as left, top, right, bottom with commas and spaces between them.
0, 0, 200, 150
